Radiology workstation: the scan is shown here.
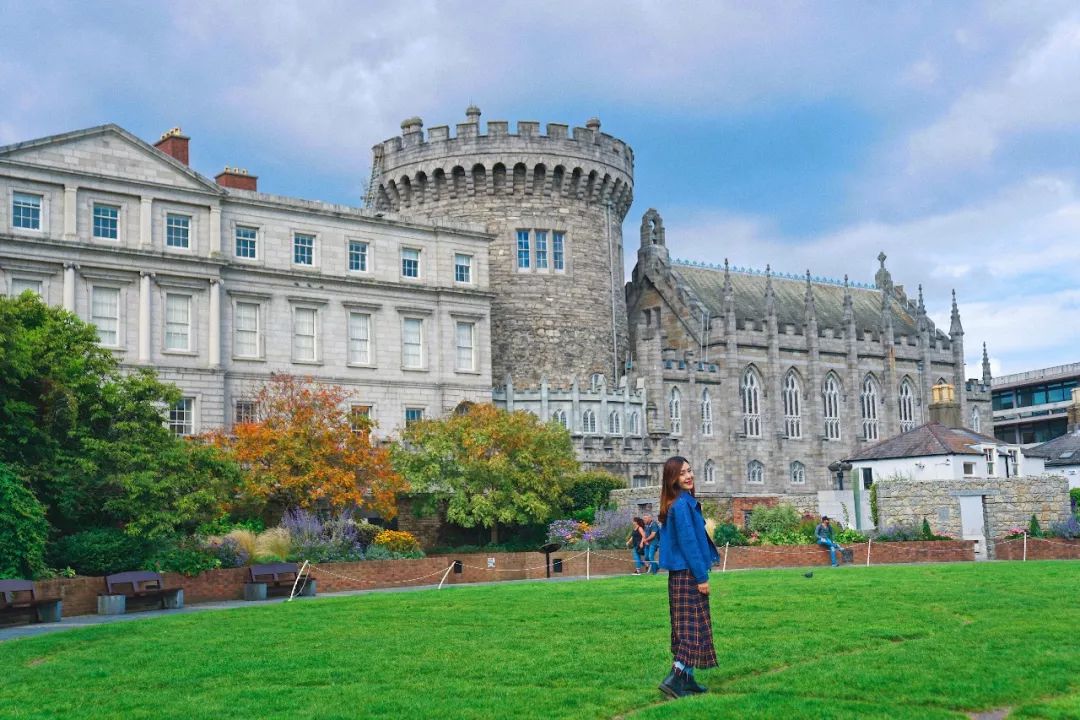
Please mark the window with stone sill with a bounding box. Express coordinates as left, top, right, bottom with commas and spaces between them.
401, 247, 420, 278
349, 240, 369, 272
93, 203, 119, 240
12, 192, 42, 230
166, 214, 191, 249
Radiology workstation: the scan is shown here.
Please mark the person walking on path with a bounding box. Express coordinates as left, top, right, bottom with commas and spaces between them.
627, 517, 647, 574
643, 513, 661, 574
815, 515, 844, 567
656, 456, 719, 698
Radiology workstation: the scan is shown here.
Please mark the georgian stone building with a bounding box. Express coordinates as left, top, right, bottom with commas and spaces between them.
0, 124, 494, 436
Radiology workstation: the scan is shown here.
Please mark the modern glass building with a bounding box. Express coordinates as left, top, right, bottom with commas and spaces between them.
992, 362, 1080, 446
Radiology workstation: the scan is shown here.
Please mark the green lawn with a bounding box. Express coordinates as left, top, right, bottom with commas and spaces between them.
2, 562, 1079, 719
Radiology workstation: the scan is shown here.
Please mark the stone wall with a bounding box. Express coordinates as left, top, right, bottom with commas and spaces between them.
876, 476, 1072, 539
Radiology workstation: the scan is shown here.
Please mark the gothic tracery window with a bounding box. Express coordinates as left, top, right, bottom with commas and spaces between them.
704, 459, 716, 484
582, 409, 596, 434
783, 370, 802, 439
741, 368, 761, 437
701, 388, 713, 436
899, 378, 916, 432
861, 375, 880, 441
669, 386, 682, 435
972, 406, 981, 433
790, 460, 806, 485
823, 373, 842, 441
747, 460, 764, 484
608, 410, 622, 435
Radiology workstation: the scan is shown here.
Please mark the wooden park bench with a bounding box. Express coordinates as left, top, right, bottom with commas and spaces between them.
98, 571, 183, 615
0, 580, 62, 625
244, 562, 315, 601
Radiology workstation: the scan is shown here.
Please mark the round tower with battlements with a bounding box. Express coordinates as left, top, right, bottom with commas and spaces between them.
368, 107, 634, 390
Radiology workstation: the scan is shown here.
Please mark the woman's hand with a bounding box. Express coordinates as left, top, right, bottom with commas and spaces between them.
697, 582, 709, 595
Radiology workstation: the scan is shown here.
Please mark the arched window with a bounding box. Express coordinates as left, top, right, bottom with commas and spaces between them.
590, 373, 604, 392
861, 375, 880, 441
971, 406, 981, 433
741, 368, 761, 437
701, 388, 713, 436
582, 409, 596, 434
608, 410, 622, 435
899, 379, 916, 432
629, 411, 640, 435
704, 459, 716, 484
790, 461, 806, 485
669, 386, 682, 435
783, 371, 802, 439
747, 460, 764, 484
823, 373, 842, 440
551, 409, 568, 429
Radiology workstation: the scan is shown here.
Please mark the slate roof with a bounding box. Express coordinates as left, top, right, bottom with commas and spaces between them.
846, 422, 1000, 462
1026, 431, 1080, 466
672, 263, 945, 339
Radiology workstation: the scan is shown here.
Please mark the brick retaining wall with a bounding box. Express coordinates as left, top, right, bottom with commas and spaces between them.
719, 540, 976, 569
993, 537, 1080, 561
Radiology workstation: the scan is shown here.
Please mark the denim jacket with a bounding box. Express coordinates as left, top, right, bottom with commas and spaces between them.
659, 491, 719, 584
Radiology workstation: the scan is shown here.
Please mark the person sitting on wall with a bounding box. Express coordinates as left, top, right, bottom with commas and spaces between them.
815, 516, 845, 567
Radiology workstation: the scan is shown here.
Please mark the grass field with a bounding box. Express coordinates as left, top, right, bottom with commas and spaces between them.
2, 562, 1079, 719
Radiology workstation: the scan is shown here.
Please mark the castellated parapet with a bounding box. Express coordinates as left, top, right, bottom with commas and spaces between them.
369, 107, 634, 390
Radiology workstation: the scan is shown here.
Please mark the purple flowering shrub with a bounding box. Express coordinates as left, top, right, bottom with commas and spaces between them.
281, 508, 367, 562
547, 507, 637, 549
1049, 514, 1080, 540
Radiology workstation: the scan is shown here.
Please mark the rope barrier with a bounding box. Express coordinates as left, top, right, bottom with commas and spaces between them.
307, 562, 457, 587
454, 551, 589, 573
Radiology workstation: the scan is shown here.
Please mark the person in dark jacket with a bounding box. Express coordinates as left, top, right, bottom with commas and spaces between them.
656, 455, 719, 699
627, 516, 647, 574
815, 516, 844, 567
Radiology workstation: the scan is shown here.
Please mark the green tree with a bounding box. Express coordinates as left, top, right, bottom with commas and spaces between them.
565, 470, 625, 522
0, 463, 49, 578
394, 404, 579, 543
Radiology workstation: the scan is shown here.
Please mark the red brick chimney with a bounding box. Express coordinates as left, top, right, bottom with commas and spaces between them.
154, 127, 190, 165
215, 166, 258, 191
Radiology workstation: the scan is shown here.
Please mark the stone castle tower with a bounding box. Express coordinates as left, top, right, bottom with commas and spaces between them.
368, 106, 634, 390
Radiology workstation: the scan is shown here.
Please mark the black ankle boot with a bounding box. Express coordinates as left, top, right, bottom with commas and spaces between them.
684, 673, 708, 693
659, 668, 689, 699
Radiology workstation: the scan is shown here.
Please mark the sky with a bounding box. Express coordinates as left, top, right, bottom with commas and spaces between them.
2, 0, 1078, 377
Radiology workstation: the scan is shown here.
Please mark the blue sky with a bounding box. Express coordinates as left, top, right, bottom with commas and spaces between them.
2, 0, 1078, 376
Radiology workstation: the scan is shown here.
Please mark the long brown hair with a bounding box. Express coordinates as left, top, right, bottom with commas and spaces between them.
658, 455, 690, 523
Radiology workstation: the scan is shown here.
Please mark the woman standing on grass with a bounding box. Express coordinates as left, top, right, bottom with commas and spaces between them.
627, 516, 647, 574
657, 455, 719, 698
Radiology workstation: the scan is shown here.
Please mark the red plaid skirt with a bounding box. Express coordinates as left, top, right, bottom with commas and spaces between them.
668, 569, 717, 669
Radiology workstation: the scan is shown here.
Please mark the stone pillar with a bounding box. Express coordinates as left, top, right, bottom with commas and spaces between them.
138, 271, 152, 363
63, 186, 77, 240
140, 197, 153, 248
63, 263, 77, 311
210, 206, 222, 255
209, 279, 221, 368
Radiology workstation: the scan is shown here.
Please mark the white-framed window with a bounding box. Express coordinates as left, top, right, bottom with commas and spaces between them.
972, 406, 982, 433
783, 371, 802, 439
349, 404, 372, 432
348, 312, 371, 365
93, 203, 119, 240
701, 388, 713, 436
669, 386, 682, 435
629, 411, 640, 435
963, 461, 976, 476
899, 379, 916, 432
535, 230, 548, 269
234, 400, 257, 426
861, 375, 880, 441
985, 447, 995, 476
553, 231, 565, 270
748, 460, 764, 485
455, 321, 475, 371
742, 368, 762, 437
454, 253, 472, 283
405, 407, 425, 427
293, 306, 318, 362
164, 293, 191, 351
235, 226, 258, 259
166, 213, 191, 249
582, 409, 597, 434
9, 278, 42, 297
516, 230, 531, 269
91, 286, 120, 346
551, 409, 568, 429
169, 397, 195, 436
233, 301, 261, 358
608, 410, 622, 435
790, 461, 806, 485
401, 247, 420, 278
823, 373, 842, 441
348, 240, 368, 272
402, 317, 424, 368
704, 459, 716, 484
12, 192, 42, 230
293, 233, 315, 266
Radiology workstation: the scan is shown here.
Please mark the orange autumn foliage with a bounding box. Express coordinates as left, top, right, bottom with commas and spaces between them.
205, 374, 406, 518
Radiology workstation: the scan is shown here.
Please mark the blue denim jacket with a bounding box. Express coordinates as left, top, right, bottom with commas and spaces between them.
659, 491, 719, 583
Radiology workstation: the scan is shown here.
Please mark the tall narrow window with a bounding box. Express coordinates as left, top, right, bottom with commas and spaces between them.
348, 312, 371, 365
454, 253, 472, 283
899, 379, 916, 432
293, 307, 317, 362
669, 386, 682, 435
704, 460, 716, 484
349, 404, 372, 433
629, 411, 640, 435
582, 409, 597, 434
823, 373, 841, 440
455, 321, 475, 371
551, 409, 568, 429
164, 293, 191, 351
91, 286, 120, 346
401, 248, 419, 278
402, 317, 423, 368
861, 375, 879, 440
783, 371, 802, 438
972, 406, 982, 433
348, 240, 368, 271
535, 230, 548, 269
234, 400, 257, 426
790, 461, 806, 485
701, 388, 713, 436
166, 214, 190, 248
235, 226, 258, 259
234, 302, 260, 358
12, 192, 42, 230
747, 460, 764, 485
553, 231, 565, 270
93, 204, 119, 240
293, 233, 314, 265
169, 397, 194, 436
516, 230, 531, 269
742, 368, 761, 437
